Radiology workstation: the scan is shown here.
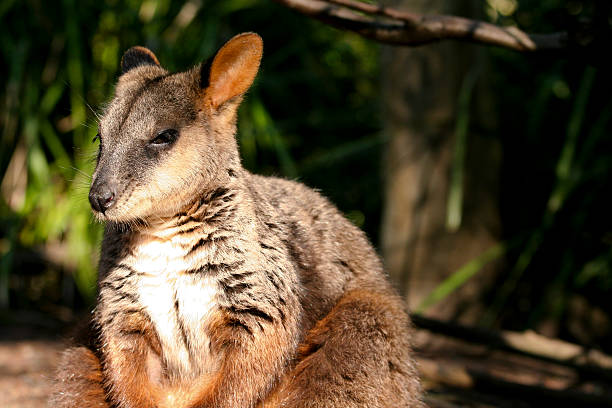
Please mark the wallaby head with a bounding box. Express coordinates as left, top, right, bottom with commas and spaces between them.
89, 33, 263, 222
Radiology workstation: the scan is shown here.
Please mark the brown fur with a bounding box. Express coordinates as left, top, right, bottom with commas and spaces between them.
50, 33, 423, 408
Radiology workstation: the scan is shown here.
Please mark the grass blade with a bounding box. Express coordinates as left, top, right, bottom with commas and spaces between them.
416, 241, 508, 314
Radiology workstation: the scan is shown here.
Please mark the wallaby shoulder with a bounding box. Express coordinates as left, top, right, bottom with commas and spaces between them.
243, 173, 390, 323
247, 173, 384, 278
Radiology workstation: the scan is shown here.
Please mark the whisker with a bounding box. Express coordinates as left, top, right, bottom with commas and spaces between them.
86, 102, 102, 121
65, 165, 93, 179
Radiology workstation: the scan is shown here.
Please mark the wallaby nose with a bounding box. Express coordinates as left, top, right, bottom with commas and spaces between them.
89, 184, 116, 214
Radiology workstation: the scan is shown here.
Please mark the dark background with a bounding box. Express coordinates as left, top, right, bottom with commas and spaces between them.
1, 0, 611, 356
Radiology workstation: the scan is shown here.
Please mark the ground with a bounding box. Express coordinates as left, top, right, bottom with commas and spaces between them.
0, 339, 62, 408
2, 317, 610, 408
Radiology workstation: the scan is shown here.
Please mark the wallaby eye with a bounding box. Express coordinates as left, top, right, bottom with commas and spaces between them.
151, 129, 178, 146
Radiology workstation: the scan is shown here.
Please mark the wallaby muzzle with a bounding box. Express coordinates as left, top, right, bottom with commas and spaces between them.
89, 180, 116, 214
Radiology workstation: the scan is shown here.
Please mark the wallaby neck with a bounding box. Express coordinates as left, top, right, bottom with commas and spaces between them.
131, 170, 253, 237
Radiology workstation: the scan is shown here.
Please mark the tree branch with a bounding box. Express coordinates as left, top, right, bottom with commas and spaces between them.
273, 0, 568, 52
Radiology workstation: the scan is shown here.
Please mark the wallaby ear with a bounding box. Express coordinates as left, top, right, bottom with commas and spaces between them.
121, 46, 161, 75
202, 33, 263, 110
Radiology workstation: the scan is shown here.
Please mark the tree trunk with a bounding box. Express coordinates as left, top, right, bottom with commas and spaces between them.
380, 0, 502, 322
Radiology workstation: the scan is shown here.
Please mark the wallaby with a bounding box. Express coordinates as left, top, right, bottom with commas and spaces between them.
50, 33, 423, 408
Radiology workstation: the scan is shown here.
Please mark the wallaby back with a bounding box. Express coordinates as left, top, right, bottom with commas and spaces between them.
51, 33, 423, 408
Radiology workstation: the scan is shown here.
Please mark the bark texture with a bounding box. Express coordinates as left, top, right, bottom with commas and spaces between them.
380, 0, 502, 322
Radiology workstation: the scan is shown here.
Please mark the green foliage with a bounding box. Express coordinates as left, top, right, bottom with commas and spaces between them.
421, 1, 612, 347
416, 242, 509, 314
486, 3, 612, 341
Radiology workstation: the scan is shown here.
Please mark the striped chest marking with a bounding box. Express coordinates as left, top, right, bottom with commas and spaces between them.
133, 235, 219, 376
